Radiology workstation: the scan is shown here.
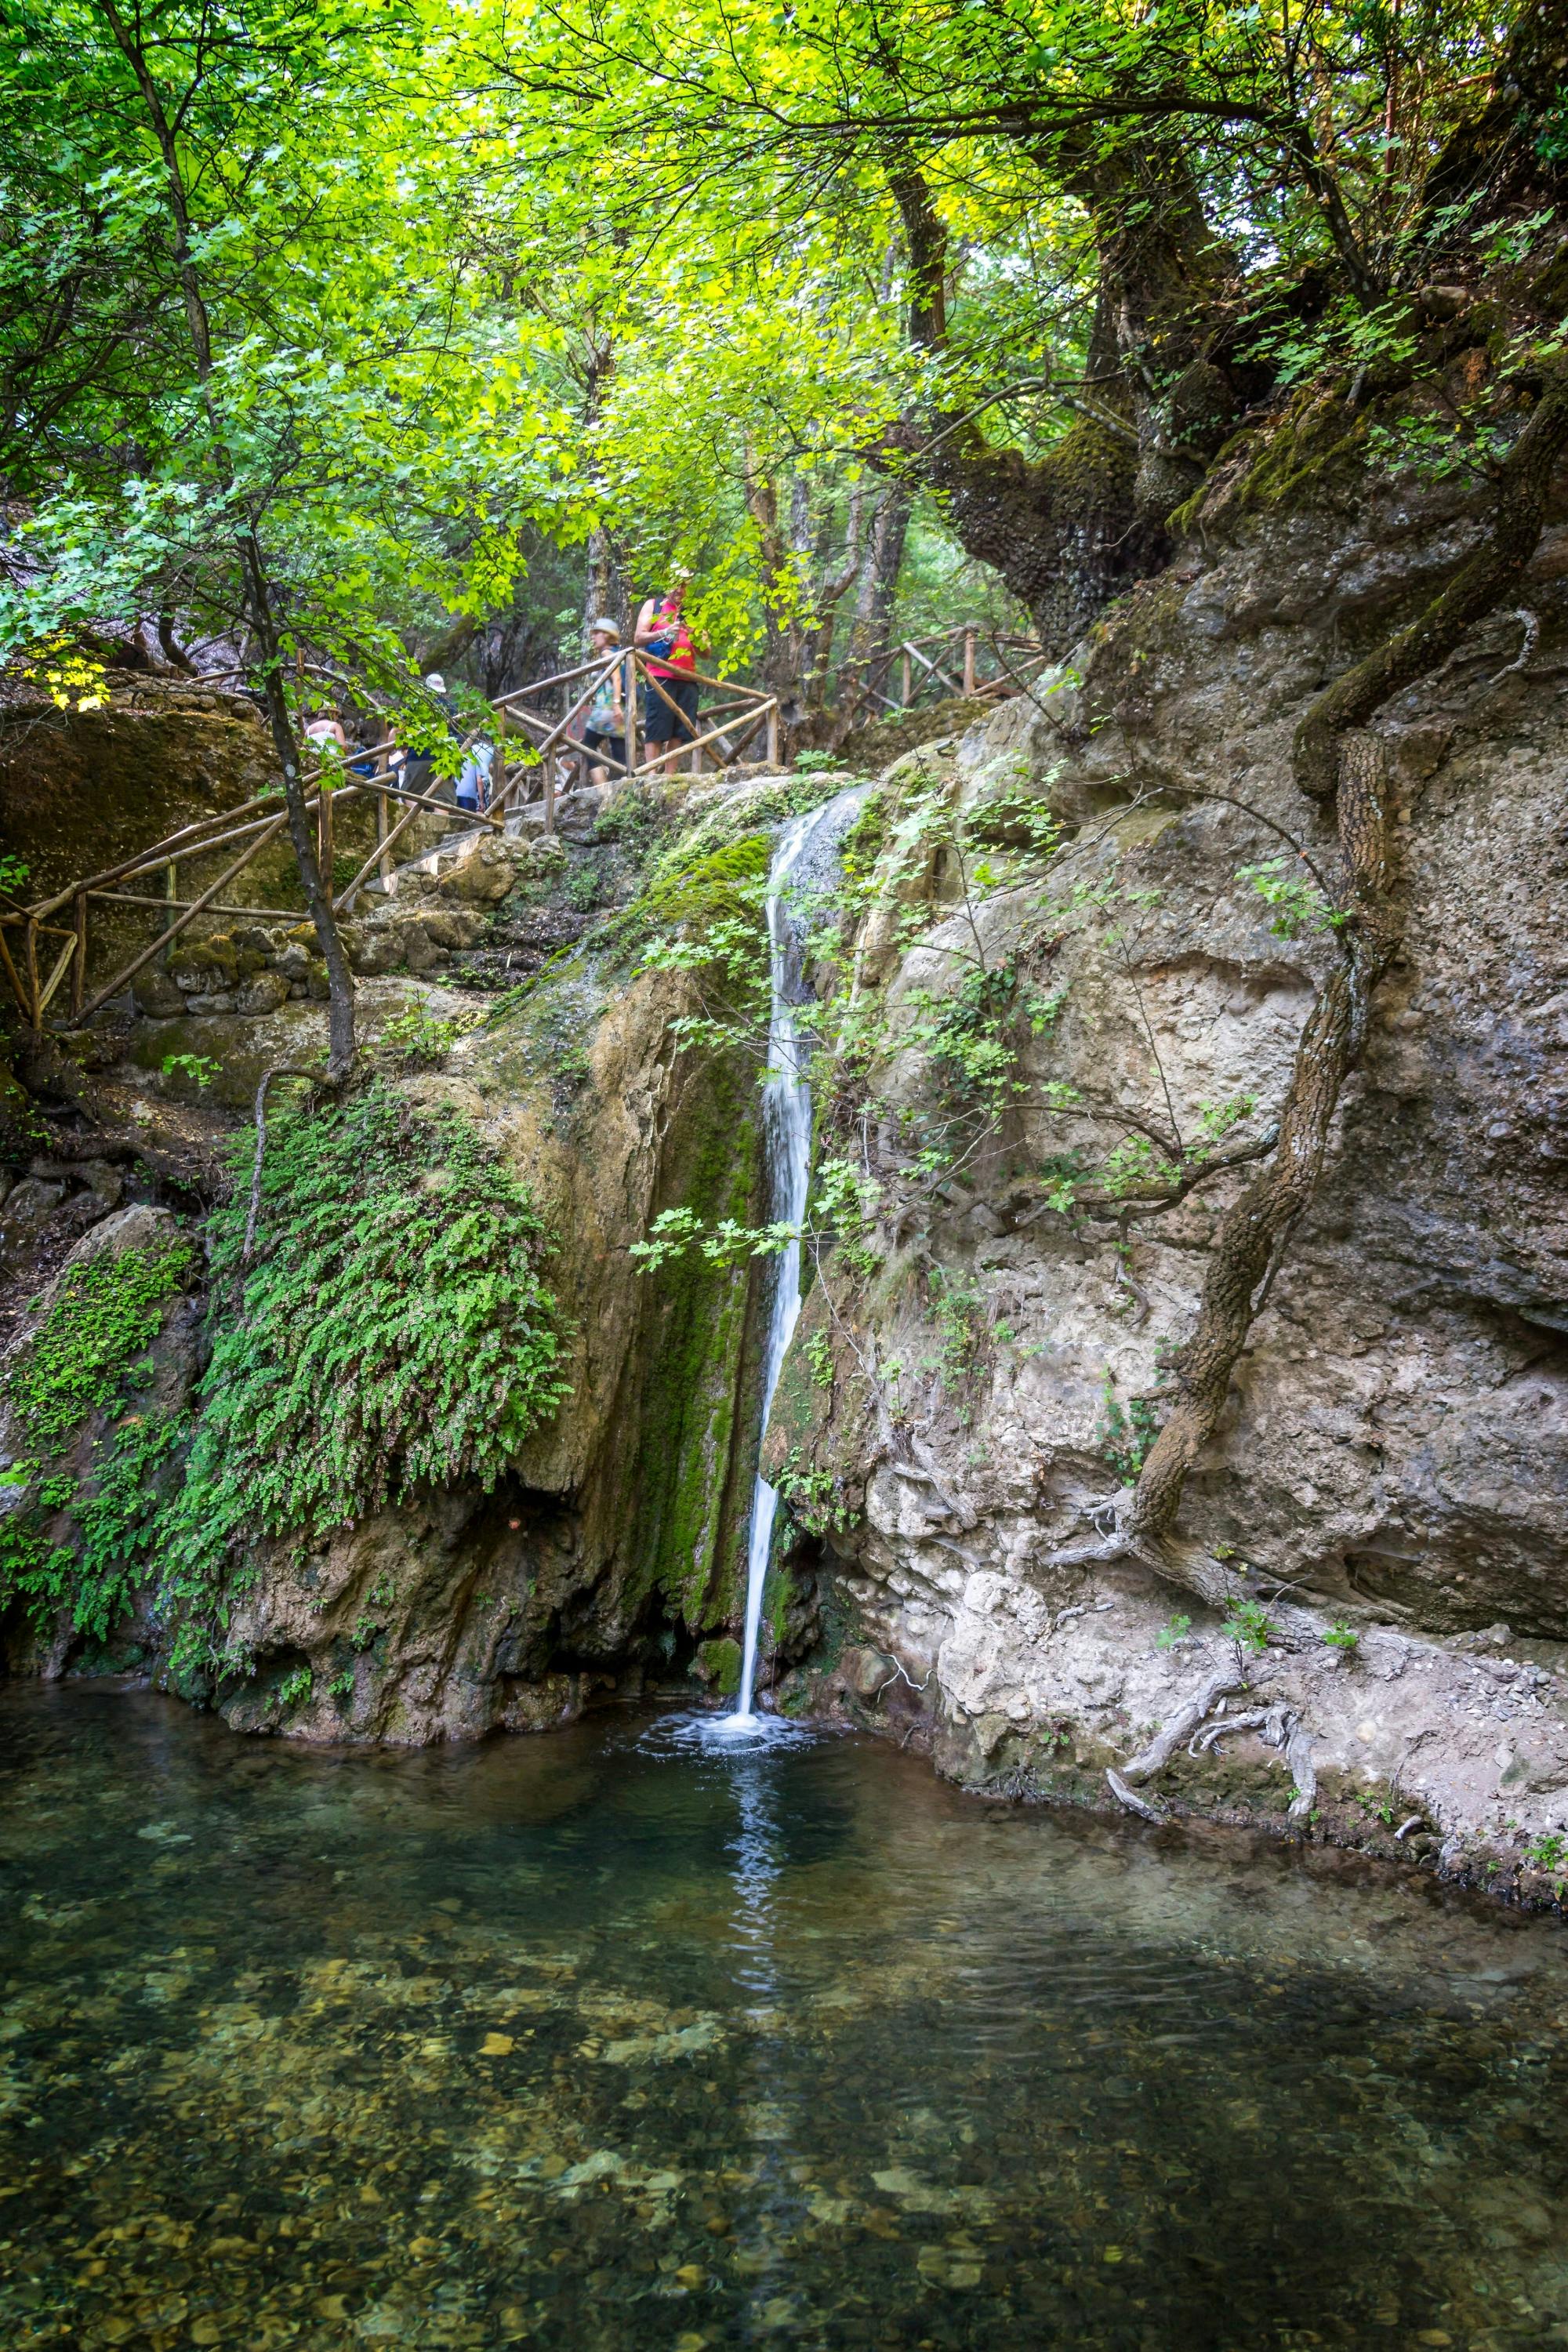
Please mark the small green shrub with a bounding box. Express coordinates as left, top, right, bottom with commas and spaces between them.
564, 862, 601, 913
379, 1005, 472, 1067
1525, 1831, 1566, 1890
1236, 855, 1346, 940
774, 1450, 854, 1535
1155, 1613, 1192, 1651
926, 1265, 985, 1386
162, 1053, 220, 1088
1323, 1617, 1359, 1652
1098, 1372, 1160, 1482
1223, 1598, 1278, 1654
275, 1664, 313, 1711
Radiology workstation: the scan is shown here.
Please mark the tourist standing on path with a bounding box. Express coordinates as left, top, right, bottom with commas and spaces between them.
402, 670, 463, 802
582, 619, 631, 787
303, 708, 347, 759
634, 574, 701, 775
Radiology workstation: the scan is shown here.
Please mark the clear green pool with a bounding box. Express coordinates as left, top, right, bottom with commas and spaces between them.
1, 1685, 1565, 2350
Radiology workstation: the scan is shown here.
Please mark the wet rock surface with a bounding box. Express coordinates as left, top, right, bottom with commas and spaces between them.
2, 470, 1567, 1883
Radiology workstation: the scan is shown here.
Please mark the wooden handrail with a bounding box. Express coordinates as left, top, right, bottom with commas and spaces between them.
73, 812, 290, 1025
12, 622, 1022, 1029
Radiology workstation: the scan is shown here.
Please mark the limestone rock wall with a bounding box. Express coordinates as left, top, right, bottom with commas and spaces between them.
764, 470, 1568, 1874
198, 946, 768, 1743
1, 795, 770, 1740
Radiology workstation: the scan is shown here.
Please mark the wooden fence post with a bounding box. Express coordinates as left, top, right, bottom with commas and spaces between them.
72, 895, 86, 1017
377, 788, 392, 885
900, 646, 912, 706
625, 656, 639, 779
766, 702, 780, 767
163, 862, 177, 964
964, 627, 977, 695
543, 750, 556, 834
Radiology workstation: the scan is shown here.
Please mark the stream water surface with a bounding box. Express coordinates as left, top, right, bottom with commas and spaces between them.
2, 1686, 1566, 2351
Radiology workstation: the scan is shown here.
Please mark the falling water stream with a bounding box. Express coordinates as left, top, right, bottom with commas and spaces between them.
724, 789, 864, 1730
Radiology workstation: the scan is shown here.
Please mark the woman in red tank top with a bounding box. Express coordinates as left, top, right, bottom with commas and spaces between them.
634, 578, 701, 773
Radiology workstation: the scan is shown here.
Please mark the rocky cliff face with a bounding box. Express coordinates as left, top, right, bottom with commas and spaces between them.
3, 441, 1567, 1893
760, 459, 1568, 1882
212, 938, 768, 1744
1, 805, 771, 1739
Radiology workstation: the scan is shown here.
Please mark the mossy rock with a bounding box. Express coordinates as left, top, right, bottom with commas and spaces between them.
694, 1635, 742, 1694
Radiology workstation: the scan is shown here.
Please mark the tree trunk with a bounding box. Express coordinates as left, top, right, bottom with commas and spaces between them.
241, 542, 357, 1081
879, 146, 1255, 648
1419, 0, 1568, 230
98, 0, 355, 1079
840, 483, 912, 724
880, 164, 1163, 649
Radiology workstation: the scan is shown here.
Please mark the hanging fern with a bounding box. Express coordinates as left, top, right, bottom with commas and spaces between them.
158, 1085, 570, 1670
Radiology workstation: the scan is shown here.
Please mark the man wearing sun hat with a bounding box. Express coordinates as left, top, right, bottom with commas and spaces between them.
583, 618, 630, 786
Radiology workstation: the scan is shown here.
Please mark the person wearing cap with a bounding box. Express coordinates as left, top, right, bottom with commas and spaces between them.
633, 572, 701, 775
583, 618, 631, 787
394, 670, 452, 800
303, 706, 348, 760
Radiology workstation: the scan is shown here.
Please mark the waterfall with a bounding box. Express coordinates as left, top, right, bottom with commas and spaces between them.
723, 787, 863, 1729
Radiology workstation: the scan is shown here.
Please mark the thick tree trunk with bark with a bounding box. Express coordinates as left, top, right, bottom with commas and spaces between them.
880, 151, 1245, 650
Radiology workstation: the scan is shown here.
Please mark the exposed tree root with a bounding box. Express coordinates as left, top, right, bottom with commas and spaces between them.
1292, 361, 1568, 800
1189, 1702, 1291, 1755
1117, 1666, 1244, 1782
1283, 1718, 1317, 1819
1105, 1768, 1167, 1824
1106, 1663, 1318, 1824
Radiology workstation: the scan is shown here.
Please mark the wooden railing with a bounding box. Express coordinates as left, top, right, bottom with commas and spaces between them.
0, 626, 1041, 1032
0, 649, 781, 1032
834, 623, 1047, 721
